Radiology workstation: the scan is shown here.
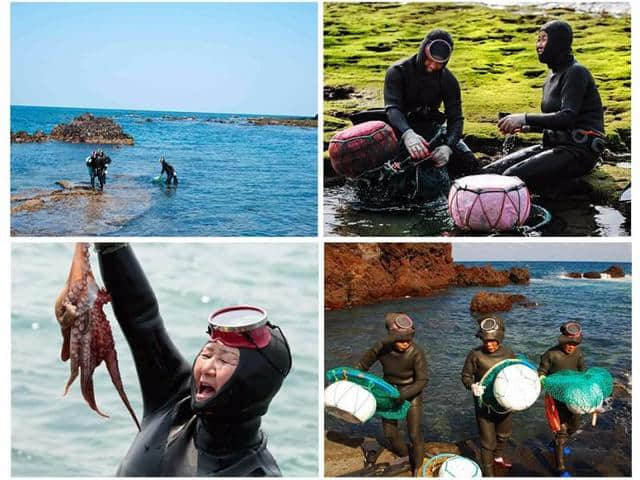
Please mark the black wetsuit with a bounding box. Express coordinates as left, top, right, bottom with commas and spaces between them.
461, 345, 516, 476
96, 245, 282, 476
483, 21, 604, 187
356, 337, 429, 472
161, 160, 178, 185
538, 345, 587, 471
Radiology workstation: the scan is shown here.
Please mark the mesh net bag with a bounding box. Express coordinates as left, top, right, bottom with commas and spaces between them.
543, 367, 613, 414
325, 367, 411, 420
448, 174, 531, 231
328, 121, 398, 178
478, 355, 536, 413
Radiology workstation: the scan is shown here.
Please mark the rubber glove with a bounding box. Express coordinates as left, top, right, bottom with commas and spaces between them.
431, 145, 453, 167
471, 382, 486, 397
401, 129, 430, 160
498, 113, 527, 134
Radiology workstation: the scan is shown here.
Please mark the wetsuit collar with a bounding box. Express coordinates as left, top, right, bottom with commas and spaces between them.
550, 55, 575, 74
195, 416, 262, 454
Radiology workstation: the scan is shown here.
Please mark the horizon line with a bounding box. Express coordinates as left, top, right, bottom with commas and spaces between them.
10, 103, 317, 119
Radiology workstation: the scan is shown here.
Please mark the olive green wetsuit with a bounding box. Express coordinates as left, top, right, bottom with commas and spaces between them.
461, 344, 516, 476
356, 336, 429, 472
538, 345, 587, 471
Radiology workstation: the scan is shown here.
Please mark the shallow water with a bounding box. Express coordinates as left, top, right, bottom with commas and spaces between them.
11, 106, 317, 236
325, 261, 631, 476
324, 183, 630, 237
12, 243, 319, 476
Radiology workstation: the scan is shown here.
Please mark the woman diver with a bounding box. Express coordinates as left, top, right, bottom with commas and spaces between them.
484, 20, 605, 188
95, 243, 292, 476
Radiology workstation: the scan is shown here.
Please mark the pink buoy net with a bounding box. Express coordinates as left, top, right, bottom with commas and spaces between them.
328, 121, 398, 178
448, 174, 531, 232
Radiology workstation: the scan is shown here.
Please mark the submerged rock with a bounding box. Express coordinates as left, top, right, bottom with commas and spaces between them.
470, 291, 536, 314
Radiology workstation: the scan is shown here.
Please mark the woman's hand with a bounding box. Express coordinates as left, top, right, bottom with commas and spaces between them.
498, 113, 526, 135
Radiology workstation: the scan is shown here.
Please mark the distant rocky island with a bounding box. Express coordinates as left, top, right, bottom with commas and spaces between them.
247, 115, 317, 127
11, 113, 134, 145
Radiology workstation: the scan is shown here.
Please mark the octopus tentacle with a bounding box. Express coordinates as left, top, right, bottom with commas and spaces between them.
55, 243, 141, 431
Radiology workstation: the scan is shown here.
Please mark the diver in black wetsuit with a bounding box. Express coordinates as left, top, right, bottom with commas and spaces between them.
461, 317, 516, 477
86, 151, 112, 189
349, 30, 478, 203
538, 322, 587, 475
160, 156, 178, 185
95, 243, 291, 476
484, 20, 605, 188
383, 29, 478, 179
355, 313, 429, 476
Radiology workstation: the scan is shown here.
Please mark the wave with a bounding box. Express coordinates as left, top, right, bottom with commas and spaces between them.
556, 273, 632, 282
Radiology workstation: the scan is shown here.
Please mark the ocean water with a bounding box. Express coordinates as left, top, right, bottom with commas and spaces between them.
325, 261, 631, 476
11, 105, 317, 236
12, 243, 319, 476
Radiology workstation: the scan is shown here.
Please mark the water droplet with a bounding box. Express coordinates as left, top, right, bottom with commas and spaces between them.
31, 322, 40, 330
201, 295, 210, 304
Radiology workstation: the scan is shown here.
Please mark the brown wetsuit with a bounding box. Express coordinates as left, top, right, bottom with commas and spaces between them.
538, 345, 587, 471
461, 344, 516, 476
356, 336, 428, 473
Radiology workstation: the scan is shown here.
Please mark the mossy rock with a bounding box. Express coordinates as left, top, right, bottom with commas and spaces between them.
323, 3, 630, 154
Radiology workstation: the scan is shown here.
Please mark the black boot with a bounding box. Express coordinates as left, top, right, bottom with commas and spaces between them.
554, 439, 566, 474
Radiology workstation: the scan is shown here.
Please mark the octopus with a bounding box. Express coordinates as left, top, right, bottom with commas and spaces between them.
54, 242, 141, 430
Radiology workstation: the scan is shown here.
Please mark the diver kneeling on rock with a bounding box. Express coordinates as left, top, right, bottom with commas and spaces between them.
538, 322, 587, 476
347, 29, 478, 203
484, 20, 605, 188
95, 243, 291, 476
355, 313, 429, 475
461, 316, 516, 477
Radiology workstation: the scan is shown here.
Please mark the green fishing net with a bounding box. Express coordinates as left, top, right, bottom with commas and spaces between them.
543, 367, 613, 414
479, 355, 536, 413
326, 367, 411, 420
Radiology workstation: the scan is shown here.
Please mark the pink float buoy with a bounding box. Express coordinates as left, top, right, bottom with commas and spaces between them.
328, 121, 398, 178
448, 174, 531, 232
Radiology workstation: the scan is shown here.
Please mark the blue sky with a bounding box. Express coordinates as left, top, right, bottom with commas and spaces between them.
453, 242, 631, 262
11, 3, 317, 115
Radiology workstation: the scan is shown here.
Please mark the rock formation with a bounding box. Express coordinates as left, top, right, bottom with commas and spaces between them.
470, 291, 536, 314
566, 265, 626, 279
325, 243, 532, 310
11, 113, 134, 145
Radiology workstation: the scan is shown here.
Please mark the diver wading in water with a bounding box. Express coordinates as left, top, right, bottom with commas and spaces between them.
349, 29, 479, 203
484, 20, 605, 188
95, 244, 291, 476
86, 150, 112, 190
355, 313, 429, 476
461, 317, 516, 477
538, 322, 587, 476
160, 156, 178, 185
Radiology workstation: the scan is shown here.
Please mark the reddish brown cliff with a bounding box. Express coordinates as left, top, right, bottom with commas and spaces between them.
325, 243, 532, 310
325, 243, 455, 310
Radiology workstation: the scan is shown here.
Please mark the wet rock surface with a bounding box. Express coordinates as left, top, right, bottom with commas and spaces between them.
11, 113, 134, 145
11, 177, 150, 236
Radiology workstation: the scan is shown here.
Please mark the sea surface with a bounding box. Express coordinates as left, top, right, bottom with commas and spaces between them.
325, 261, 631, 476
12, 243, 319, 476
11, 105, 317, 236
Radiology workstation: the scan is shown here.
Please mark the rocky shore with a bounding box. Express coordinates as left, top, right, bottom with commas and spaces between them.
325, 243, 531, 310
11, 113, 134, 145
